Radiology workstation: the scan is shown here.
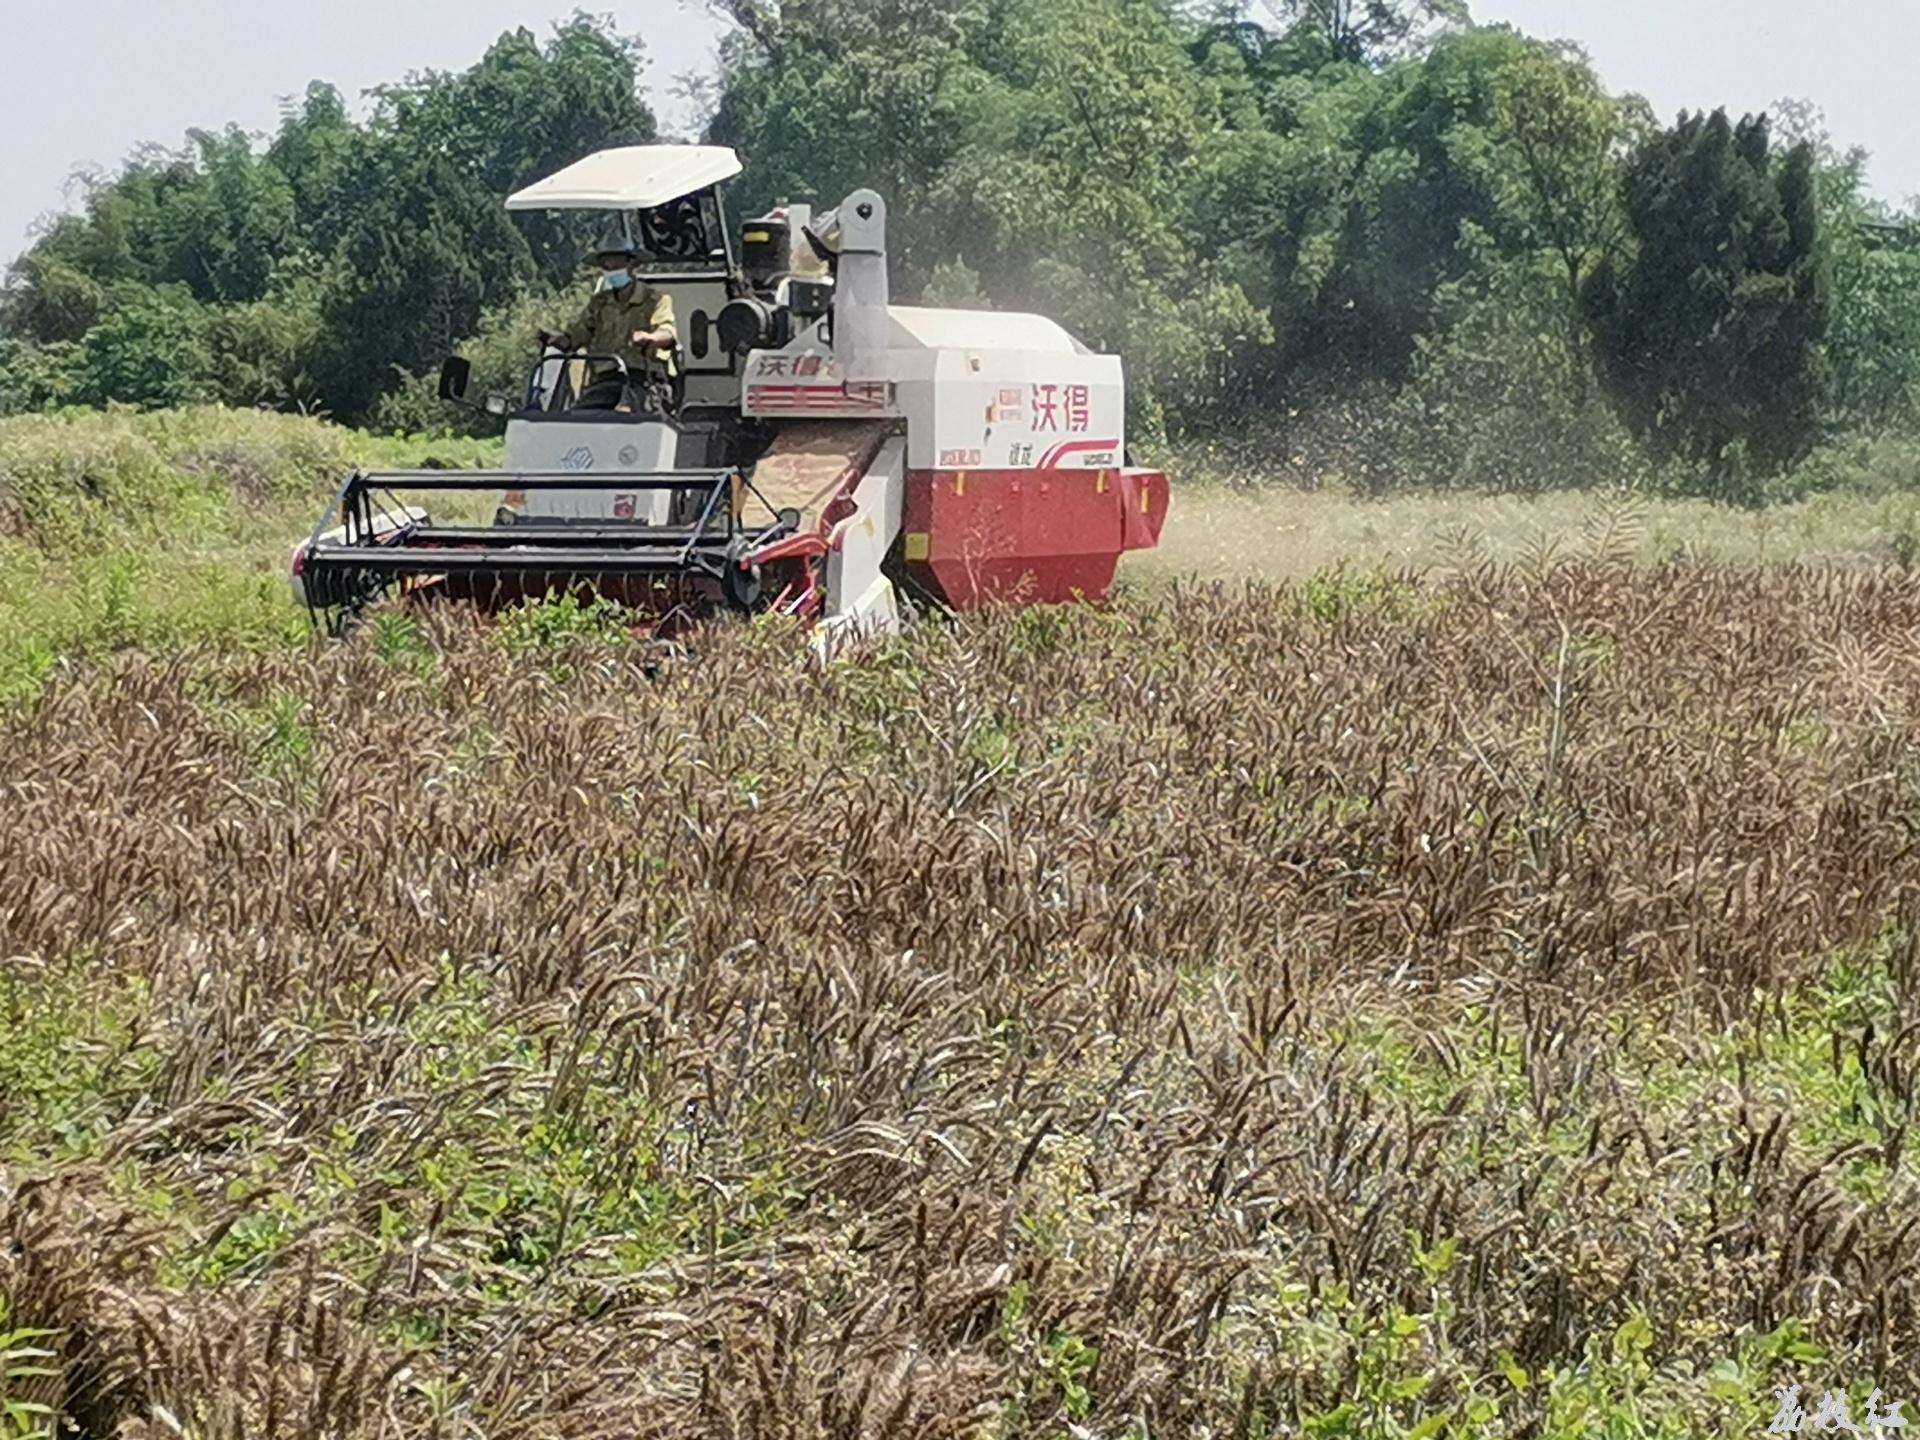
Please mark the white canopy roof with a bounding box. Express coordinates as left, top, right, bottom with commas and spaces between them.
506, 145, 742, 212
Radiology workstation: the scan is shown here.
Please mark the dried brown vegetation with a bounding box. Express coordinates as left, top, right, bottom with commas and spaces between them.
4, 558, 1920, 1438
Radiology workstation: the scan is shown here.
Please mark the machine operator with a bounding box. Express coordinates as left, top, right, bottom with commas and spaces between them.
543, 237, 677, 411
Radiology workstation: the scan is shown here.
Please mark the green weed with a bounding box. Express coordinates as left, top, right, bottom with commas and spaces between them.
0, 1306, 58, 1440
496, 592, 635, 653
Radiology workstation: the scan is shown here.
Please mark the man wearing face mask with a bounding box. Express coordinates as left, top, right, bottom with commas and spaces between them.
544, 237, 677, 411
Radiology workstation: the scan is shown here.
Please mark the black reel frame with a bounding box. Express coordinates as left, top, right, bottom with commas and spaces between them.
297, 468, 803, 636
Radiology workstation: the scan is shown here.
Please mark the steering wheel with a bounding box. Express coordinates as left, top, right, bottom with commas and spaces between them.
532, 339, 683, 418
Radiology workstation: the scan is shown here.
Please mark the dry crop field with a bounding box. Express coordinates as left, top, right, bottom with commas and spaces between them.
5, 546, 1920, 1438
1133, 483, 1920, 584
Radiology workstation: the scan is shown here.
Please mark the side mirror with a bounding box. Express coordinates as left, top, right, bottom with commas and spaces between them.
438, 356, 473, 402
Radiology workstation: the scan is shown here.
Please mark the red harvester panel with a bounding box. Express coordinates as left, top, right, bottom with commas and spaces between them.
902, 467, 1170, 609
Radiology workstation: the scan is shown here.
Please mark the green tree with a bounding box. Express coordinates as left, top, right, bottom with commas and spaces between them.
0, 249, 104, 346
312, 154, 534, 423
1266, 0, 1465, 66
1392, 234, 1651, 493
0, 14, 652, 422
1827, 220, 1920, 433
266, 82, 370, 258
211, 256, 328, 411
69, 285, 218, 408
1585, 109, 1832, 493
1773, 100, 1920, 435
1484, 37, 1645, 304
144, 127, 300, 303
1281, 26, 1543, 378
364, 19, 657, 287
0, 339, 81, 415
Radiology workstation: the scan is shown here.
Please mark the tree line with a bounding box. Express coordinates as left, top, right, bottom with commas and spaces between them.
0, 17, 656, 428
5, 2, 1920, 502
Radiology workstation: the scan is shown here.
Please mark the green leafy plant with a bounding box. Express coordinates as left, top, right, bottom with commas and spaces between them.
496, 592, 635, 653
0, 1323, 59, 1440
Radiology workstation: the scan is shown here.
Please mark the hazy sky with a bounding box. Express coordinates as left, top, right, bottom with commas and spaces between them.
2, 0, 1914, 264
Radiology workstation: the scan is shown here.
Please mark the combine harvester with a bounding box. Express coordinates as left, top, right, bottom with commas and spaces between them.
290, 145, 1171, 651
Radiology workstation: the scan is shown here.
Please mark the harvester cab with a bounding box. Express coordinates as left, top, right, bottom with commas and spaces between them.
290, 144, 1172, 648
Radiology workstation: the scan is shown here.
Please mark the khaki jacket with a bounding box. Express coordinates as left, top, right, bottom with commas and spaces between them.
561, 281, 677, 378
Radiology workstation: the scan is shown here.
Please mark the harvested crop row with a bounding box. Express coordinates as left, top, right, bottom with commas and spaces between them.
3, 562, 1919, 1438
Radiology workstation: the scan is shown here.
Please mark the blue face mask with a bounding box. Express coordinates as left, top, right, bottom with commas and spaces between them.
602, 269, 633, 292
